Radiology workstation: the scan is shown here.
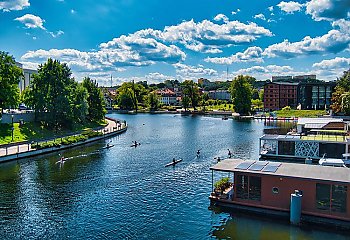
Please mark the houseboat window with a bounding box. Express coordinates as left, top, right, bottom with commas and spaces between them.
249, 176, 261, 201
316, 183, 331, 211
278, 141, 295, 156
236, 175, 248, 199
272, 187, 279, 194
331, 185, 347, 213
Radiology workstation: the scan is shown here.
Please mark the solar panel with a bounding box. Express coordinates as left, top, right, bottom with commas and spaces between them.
248, 161, 268, 171
235, 160, 256, 170
262, 162, 282, 173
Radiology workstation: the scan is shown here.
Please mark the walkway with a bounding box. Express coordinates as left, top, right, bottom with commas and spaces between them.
0, 118, 125, 157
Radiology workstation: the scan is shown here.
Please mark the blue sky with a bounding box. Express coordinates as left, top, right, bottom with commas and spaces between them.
1, 0, 350, 85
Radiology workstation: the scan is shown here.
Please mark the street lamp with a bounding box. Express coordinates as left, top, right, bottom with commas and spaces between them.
11, 114, 14, 142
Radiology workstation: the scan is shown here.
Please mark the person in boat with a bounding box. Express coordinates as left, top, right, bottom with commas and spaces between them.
217, 157, 221, 162
173, 158, 176, 164
197, 149, 201, 156
227, 149, 232, 158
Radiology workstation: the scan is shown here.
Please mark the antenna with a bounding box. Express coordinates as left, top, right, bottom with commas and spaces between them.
110, 74, 112, 87
226, 65, 229, 81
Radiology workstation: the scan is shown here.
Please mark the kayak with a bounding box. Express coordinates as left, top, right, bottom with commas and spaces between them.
102, 144, 114, 149
130, 143, 141, 147
165, 159, 183, 167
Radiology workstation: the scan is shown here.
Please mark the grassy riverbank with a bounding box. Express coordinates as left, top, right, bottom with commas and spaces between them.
0, 120, 106, 145
275, 109, 327, 118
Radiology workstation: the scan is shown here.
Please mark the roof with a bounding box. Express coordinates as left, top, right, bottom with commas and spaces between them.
297, 118, 343, 125
210, 159, 350, 184
265, 82, 299, 86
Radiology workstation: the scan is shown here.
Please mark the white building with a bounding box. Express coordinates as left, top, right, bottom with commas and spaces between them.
157, 88, 178, 105
207, 90, 231, 101
16, 62, 37, 93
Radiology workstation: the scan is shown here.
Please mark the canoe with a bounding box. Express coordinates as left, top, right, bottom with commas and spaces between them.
165, 159, 183, 167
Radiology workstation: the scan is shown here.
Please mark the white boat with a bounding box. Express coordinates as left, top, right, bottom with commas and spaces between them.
165, 159, 182, 167
318, 157, 346, 167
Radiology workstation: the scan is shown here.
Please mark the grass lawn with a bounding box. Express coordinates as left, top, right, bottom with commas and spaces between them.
275, 110, 327, 118
0, 120, 106, 145
204, 104, 234, 111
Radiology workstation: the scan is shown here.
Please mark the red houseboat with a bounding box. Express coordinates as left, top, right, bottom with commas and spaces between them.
209, 159, 350, 229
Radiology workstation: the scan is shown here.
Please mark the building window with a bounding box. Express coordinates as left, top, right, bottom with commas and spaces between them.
236, 174, 261, 201
316, 183, 347, 213
272, 187, 279, 194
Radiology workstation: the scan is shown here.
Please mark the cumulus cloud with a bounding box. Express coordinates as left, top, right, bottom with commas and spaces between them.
306, 0, 350, 21
21, 32, 187, 74
49, 30, 64, 38
0, 0, 29, 11
277, 1, 304, 14
213, 14, 229, 23
15, 14, 46, 30
231, 9, 240, 15
254, 14, 266, 21
173, 63, 217, 76
133, 19, 273, 53
312, 57, 350, 70
205, 46, 264, 64
263, 24, 350, 58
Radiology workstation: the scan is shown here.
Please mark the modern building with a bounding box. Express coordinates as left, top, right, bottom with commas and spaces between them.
209, 159, 350, 229
264, 82, 298, 111
297, 82, 336, 110
16, 62, 37, 93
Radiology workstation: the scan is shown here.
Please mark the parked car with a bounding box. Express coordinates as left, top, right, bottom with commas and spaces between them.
18, 103, 27, 110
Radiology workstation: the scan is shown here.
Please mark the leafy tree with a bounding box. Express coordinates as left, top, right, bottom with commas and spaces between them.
29, 58, 76, 128
147, 91, 160, 110
117, 81, 148, 111
181, 80, 199, 110
336, 69, 350, 91
118, 87, 135, 110
182, 96, 190, 111
229, 75, 253, 115
331, 85, 345, 114
82, 77, 106, 121
72, 83, 89, 123
341, 92, 350, 115
0, 51, 22, 110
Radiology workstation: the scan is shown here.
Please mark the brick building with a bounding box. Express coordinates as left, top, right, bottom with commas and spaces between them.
264, 82, 298, 111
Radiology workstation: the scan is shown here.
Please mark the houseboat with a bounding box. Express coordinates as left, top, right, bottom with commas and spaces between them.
260, 118, 350, 162
209, 159, 350, 229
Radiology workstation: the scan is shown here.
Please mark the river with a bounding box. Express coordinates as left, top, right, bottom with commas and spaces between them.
0, 113, 348, 239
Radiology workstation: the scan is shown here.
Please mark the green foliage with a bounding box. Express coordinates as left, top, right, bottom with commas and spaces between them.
147, 91, 160, 110
72, 83, 89, 123
341, 92, 350, 115
0, 51, 22, 109
336, 69, 350, 92
276, 110, 326, 118
117, 81, 148, 110
214, 177, 231, 192
251, 99, 263, 110
282, 106, 291, 111
82, 77, 106, 121
332, 69, 350, 115
229, 75, 253, 115
82, 129, 103, 138
181, 80, 199, 110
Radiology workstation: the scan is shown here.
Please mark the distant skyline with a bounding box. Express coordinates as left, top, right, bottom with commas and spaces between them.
1, 0, 350, 85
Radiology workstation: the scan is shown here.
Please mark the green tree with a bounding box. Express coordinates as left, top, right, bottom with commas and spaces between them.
229, 75, 253, 115
336, 69, 350, 91
117, 81, 148, 111
331, 85, 345, 114
181, 80, 199, 110
29, 58, 76, 128
0, 51, 22, 110
82, 77, 106, 121
182, 96, 190, 111
72, 83, 89, 123
341, 92, 350, 115
147, 91, 160, 110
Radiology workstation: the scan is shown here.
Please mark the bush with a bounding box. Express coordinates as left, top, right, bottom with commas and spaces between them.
214, 177, 231, 192
281, 106, 291, 111
82, 129, 103, 138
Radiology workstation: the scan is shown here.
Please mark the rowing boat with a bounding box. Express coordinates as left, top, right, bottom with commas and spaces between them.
102, 144, 114, 149
165, 159, 182, 167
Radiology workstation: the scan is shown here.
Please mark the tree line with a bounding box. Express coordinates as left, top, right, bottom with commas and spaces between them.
0, 51, 106, 130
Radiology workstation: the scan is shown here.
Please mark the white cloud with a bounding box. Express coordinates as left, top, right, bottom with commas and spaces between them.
268, 6, 274, 12
254, 14, 266, 21
205, 46, 264, 64
173, 63, 217, 76
15, 14, 46, 30
70, 9, 76, 14
263, 25, 350, 58
0, 0, 29, 11
213, 14, 229, 23
277, 1, 304, 14
306, 0, 350, 21
138, 19, 273, 53
231, 9, 240, 15
312, 57, 350, 70
49, 30, 64, 38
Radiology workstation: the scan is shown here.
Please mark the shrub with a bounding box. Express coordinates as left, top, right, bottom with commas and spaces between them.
214, 177, 231, 192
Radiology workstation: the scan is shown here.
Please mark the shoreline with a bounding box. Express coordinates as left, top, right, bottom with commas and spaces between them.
0, 117, 127, 164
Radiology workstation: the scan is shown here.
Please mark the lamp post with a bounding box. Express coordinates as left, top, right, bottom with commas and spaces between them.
11, 114, 14, 142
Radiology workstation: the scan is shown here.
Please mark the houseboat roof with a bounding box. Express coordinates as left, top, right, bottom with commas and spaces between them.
210, 159, 350, 184
260, 134, 348, 143
297, 118, 343, 126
